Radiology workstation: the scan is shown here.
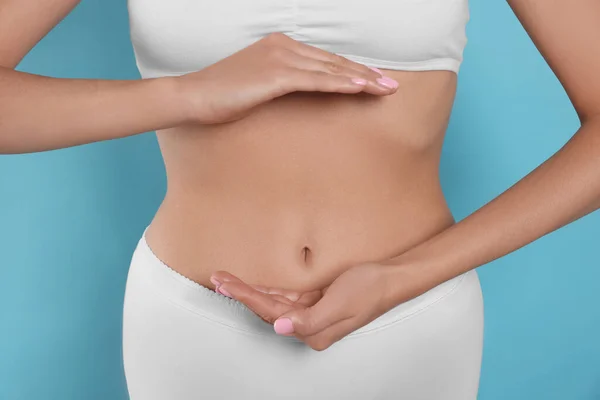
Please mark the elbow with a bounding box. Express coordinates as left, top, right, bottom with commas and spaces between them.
578, 110, 600, 128
577, 107, 600, 144
576, 98, 600, 126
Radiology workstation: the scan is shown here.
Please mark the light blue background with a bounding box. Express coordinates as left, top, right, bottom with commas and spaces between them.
1, 0, 598, 399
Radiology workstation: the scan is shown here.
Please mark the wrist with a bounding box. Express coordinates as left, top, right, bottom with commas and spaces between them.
168, 74, 211, 125
378, 257, 444, 308
153, 75, 197, 125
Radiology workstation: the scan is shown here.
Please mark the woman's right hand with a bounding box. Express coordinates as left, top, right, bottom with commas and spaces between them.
174, 32, 399, 125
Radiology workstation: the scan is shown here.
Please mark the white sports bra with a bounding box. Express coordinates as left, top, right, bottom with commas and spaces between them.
127, 0, 470, 79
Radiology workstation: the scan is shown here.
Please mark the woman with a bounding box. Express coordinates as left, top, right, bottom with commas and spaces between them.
1, 0, 598, 399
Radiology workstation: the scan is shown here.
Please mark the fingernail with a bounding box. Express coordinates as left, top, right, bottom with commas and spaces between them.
210, 276, 221, 288
217, 286, 232, 298
274, 318, 294, 335
376, 76, 398, 89
351, 78, 367, 85
369, 66, 383, 76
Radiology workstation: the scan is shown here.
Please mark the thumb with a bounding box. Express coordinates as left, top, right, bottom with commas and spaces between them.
273, 307, 324, 337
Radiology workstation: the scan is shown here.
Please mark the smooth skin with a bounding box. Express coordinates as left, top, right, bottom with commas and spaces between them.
1, 0, 457, 320
211, 0, 600, 350
2, 0, 599, 355
0, 1, 397, 154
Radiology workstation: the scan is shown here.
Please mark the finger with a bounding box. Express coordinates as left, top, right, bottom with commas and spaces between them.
212, 271, 320, 307
287, 39, 382, 79
211, 270, 245, 287
255, 293, 295, 324
312, 62, 398, 95
269, 293, 297, 306
302, 316, 357, 351
290, 43, 399, 93
218, 281, 298, 324
243, 284, 298, 305
295, 290, 323, 308
281, 68, 392, 97
249, 284, 322, 307
282, 51, 395, 94
249, 284, 301, 301
211, 271, 296, 316
283, 295, 351, 338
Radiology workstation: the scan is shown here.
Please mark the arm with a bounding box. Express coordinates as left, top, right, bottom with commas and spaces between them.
0, 68, 184, 154
196, 0, 600, 351
0, 1, 393, 154
381, 0, 600, 298
0, 0, 186, 154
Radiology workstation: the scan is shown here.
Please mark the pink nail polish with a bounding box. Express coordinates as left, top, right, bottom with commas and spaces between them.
218, 286, 232, 298
274, 318, 294, 335
210, 277, 221, 287
376, 76, 399, 89
351, 78, 367, 85
369, 66, 383, 76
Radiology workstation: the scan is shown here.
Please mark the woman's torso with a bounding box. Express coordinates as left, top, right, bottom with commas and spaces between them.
144, 68, 458, 292
129, 0, 469, 291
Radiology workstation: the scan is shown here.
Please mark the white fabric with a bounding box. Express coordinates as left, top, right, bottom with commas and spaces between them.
122, 230, 484, 399
127, 0, 470, 77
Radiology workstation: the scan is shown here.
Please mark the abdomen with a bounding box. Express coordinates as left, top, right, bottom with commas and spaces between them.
145, 69, 459, 292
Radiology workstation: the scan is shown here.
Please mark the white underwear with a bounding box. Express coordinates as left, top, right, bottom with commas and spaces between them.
122, 228, 484, 400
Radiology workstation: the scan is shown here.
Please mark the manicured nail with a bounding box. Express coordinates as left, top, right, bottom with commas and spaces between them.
210, 276, 221, 288
369, 66, 384, 76
217, 286, 232, 298
274, 318, 294, 335
351, 78, 367, 85
376, 76, 399, 89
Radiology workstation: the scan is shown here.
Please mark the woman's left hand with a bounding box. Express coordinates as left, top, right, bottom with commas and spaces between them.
210, 261, 429, 351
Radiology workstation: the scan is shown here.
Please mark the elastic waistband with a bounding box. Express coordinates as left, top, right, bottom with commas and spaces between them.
128, 226, 471, 339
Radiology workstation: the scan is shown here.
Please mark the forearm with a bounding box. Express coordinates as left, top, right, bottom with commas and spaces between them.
0, 67, 187, 154
382, 116, 600, 299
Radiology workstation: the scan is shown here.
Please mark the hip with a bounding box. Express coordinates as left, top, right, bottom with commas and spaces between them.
123, 231, 484, 399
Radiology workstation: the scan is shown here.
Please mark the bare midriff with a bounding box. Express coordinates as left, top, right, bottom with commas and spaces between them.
145, 69, 458, 292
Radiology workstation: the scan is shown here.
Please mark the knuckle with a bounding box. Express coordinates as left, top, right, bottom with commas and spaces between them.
331, 54, 349, 66
309, 337, 330, 352
312, 70, 329, 81
295, 317, 315, 336
264, 32, 288, 46
273, 65, 291, 82
266, 46, 296, 68
269, 66, 294, 93
323, 60, 343, 74
352, 71, 370, 81
266, 45, 285, 61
